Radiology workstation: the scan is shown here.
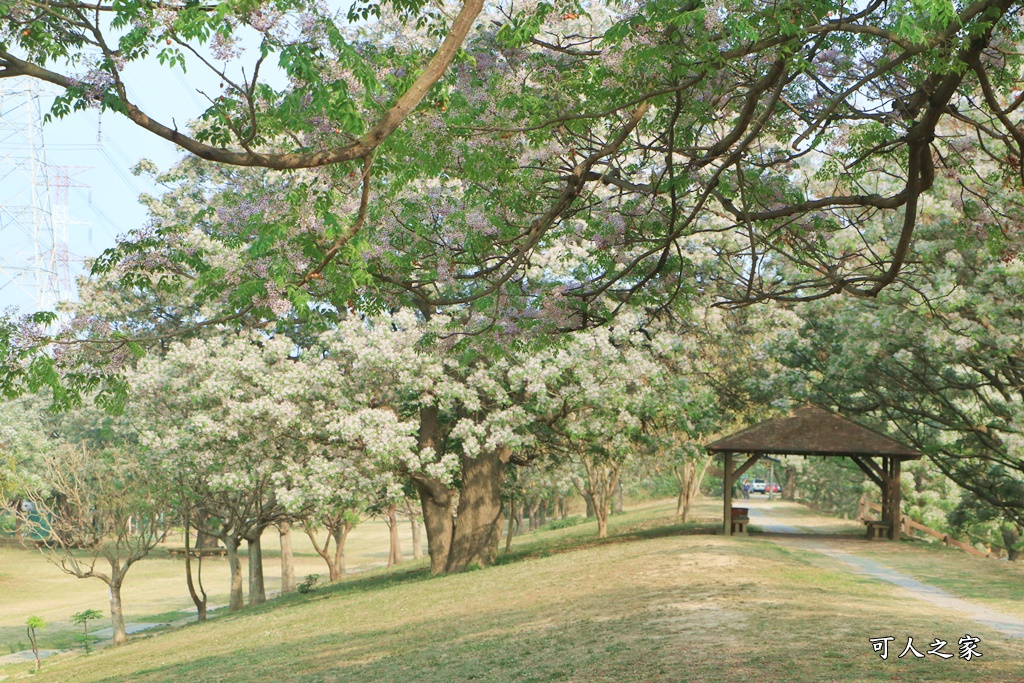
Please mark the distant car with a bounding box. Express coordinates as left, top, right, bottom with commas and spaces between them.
767, 482, 781, 493
751, 479, 767, 493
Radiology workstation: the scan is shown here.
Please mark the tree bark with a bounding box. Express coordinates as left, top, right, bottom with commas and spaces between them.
305, 516, 349, 581
386, 503, 403, 567
196, 510, 219, 549
505, 494, 516, 553
183, 512, 208, 622
782, 466, 797, 501
674, 456, 710, 523
583, 457, 620, 539
595, 500, 609, 538
109, 579, 128, 646
13, 500, 23, 540
446, 445, 511, 572
409, 510, 423, 560
411, 406, 455, 574
225, 537, 245, 611
247, 533, 266, 606
412, 475, 454, 574
1001, 526, 1021, 561
279, 522, 296, 594
583, 490, 595, 518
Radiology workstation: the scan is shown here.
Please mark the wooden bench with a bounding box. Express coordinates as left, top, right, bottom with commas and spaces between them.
0, 536, 46, 548
166, 547, 227, 558
864, 520, 891, 540
730, 507, 750, 535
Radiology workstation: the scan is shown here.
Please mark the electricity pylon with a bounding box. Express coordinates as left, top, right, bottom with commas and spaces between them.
0, 77, 70, 313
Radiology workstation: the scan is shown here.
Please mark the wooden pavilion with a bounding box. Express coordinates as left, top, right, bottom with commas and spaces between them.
706, 405, 923, 540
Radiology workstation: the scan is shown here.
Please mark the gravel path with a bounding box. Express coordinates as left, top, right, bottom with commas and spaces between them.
747, 499, 1024, 639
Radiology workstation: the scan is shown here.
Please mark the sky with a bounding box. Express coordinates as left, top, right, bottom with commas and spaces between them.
0, 26, 285, 315
0, 72, 188, 313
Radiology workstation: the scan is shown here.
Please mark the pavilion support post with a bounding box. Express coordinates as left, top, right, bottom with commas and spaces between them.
888, 457, 902, 541
722, 452, 733, 536
879, 456, 890, 528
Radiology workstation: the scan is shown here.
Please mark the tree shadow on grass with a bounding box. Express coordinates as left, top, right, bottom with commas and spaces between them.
494, 519, 719, 567
231, 518, 721, 616
69, 552, 1023, 683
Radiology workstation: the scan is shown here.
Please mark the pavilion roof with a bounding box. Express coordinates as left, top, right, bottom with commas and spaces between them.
705, 405, 923, 459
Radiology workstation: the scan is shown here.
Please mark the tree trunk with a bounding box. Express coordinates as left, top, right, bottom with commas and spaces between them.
409, 511, 423, 560
109, 580, 128, 646
583, 490, 595, 518
595, 500, 609, 538
412, 475, 452, 574
305, 517, 345, 581
335, 519, 351, 578
410, 406, 455, 574
13, 500, 23, 540
675, 457, 711, 523
183, 512, 208, 622
196, 510, 219, 549
446, 445, 510, 572
1002, 526, 1021, 561
247, 533, 266, 606
782, 466, 797, 501
583, 457, 620, 539
225, 537, 245, 611
386, 504, 403, 567
279, 522, 296, 594
505, 494, 516, 553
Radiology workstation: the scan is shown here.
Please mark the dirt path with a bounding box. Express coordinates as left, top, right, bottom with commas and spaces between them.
744, 498, 1024, 639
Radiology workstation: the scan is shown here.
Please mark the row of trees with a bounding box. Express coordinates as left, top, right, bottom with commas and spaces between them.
3, 0, 1024, 644
3, 302, 758, 643
7, 218, 1024, 647
775, 213, 1024, 559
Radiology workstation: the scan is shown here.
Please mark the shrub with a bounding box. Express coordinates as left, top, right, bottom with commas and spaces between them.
540, 516, 585, 531
297, 574, 320, 594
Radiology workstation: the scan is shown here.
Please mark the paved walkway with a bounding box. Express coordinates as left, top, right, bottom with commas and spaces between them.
745, 499, 1024, 639
0, 608, 226, 668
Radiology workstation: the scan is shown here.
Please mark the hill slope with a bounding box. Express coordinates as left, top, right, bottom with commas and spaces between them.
7, 500, 1023, 683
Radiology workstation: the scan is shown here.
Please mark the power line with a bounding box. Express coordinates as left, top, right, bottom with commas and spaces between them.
0, 78, 68, 312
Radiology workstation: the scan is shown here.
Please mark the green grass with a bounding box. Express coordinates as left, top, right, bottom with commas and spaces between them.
852, 537, 1024, 618
0, 514, 430, 656
2, 498, 1023, 682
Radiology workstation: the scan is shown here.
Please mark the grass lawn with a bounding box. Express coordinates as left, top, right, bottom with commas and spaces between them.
2, 497, 1022, 682
850, 537, 1024, 620
0, 514, 424, 655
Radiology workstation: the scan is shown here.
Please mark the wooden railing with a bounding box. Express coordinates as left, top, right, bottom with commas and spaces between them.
857, 495, 993, 559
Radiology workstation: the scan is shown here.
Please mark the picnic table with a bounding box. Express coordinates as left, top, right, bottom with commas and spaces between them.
166, 547, 228, 558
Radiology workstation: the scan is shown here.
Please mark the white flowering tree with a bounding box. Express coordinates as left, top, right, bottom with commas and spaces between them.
131, 334, 323, 609
522, 323, 680, 538
312, 308, 729, 563
779, 216, 1024, 551
10, 0, 1024, 421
